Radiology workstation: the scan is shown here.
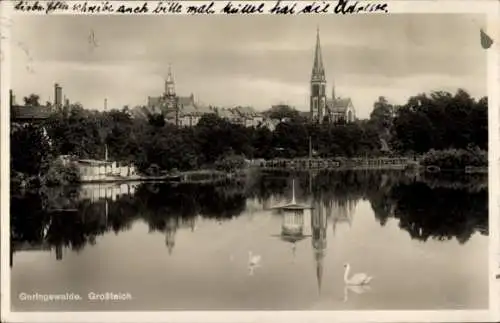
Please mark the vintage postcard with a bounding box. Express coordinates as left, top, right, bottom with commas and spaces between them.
1, 0, 499, 322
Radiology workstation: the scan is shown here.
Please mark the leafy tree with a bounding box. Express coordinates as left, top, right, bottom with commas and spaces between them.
264, 104, 299, 120
23, 94, 40, 106
370, 96, 394, 130
391, 89, 487, 154
11, 124, 52, 176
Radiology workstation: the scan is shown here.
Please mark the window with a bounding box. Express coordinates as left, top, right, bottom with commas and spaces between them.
312, 84, 319, 96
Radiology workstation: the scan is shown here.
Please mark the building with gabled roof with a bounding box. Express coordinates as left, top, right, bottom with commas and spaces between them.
10, 87, 54, 128
327, 97, 355, 123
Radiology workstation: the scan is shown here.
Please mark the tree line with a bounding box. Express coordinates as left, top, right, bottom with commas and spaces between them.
11, 88, 487, 180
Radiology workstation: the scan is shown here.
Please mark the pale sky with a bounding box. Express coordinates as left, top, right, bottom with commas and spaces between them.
10, 14, 487, 119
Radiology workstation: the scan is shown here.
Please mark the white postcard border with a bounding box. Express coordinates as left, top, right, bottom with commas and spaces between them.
1, 1, 499, 323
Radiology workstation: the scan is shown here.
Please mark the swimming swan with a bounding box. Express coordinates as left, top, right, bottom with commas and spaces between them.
248, 251, 261, 266
248, 251, 262, 276
343, 263, 373, 285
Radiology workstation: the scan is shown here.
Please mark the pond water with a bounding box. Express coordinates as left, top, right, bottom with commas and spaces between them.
10, 170, 488, 311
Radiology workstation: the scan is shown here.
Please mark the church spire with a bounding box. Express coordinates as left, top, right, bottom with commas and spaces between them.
315, 250, 324, 294
165, 63, 175, 96
311, 27, 325, 82
167, 63, 174, 81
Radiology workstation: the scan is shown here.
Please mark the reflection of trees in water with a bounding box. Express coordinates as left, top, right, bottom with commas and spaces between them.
10, 171, 488, 255
247, 172, 290, 202
11, 192, 50, 244
384, 182, 488, 243
11, 182, 248, 254
249, 169, 487, 244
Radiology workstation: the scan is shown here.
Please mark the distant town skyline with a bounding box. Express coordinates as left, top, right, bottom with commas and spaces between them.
11, 14, 487, 119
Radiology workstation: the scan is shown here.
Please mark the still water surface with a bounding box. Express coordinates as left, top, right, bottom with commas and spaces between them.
10, 170, 488, 311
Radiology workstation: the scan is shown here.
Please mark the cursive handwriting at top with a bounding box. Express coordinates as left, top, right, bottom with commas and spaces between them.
187, 1, 215, 15
334, 0, 388, 14
221, 1, 265, 14
73, 1, 114, 14
12, 0, 390, 15
14, 1, 45, 12
269, 1, 297, 15
46, 1, 70, 14
299, 1, 331, 14
14, 0, 72, 14
152, 1, 183, 14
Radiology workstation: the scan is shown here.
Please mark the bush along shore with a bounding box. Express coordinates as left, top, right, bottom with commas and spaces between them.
420, 147, 487, 173
11, 159, 81, 191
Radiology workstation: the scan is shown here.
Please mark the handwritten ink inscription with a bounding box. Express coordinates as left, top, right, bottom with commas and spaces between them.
334, 0, 388, 14
116, 2, 149, 14
269, 1, 297, 14
222, 2, 265, 14
46, 1, 69, 14
11, 0, 389, 15
153, 1, 183, 14
14, 1, 45, 12
73, 1, 114, 13
187, 2, 215, 15
299, 2, 331, 14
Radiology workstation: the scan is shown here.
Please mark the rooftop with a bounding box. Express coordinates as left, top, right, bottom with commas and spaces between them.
11, 105, 52, 121
328, 98, 353, 112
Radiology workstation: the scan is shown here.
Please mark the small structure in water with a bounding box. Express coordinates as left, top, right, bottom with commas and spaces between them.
271, 179, 313, 211
75, 159, 138, 182
272, 209, 311, 258
271, 179, 313, 258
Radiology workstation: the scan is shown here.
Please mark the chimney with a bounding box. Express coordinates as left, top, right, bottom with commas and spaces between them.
104, 98, 107, 111
54, 83, 62, 110
65, 98, 69, 107
9, 89, 15, 107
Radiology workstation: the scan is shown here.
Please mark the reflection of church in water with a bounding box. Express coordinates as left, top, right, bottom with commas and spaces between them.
165, 216, 197, 255
276, 178, 355, 293
312, 198, 355, 291
311, 199, 327, 292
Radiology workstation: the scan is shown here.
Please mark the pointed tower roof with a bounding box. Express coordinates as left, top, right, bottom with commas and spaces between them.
311, 27, 326, 82
166, 63, 174, 83
315, 250, 325, 294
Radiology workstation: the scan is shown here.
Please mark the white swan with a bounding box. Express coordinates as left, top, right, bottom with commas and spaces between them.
248, 251, 262, 276
248, 251, 261, 267
343, 263, 372, 285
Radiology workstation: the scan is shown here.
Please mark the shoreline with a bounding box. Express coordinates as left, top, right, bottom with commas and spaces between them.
12, 163, 488, 188
77, 166, 488, 185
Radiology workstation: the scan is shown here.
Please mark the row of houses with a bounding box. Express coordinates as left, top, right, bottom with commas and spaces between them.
138, 67, 284, 130
9, 81, 292, 132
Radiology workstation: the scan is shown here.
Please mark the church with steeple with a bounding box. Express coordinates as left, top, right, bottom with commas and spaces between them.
146, 65, 206, 126
310, 28, 356, 124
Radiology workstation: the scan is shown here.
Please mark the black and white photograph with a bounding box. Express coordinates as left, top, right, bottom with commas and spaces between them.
1, 1, 499, 322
